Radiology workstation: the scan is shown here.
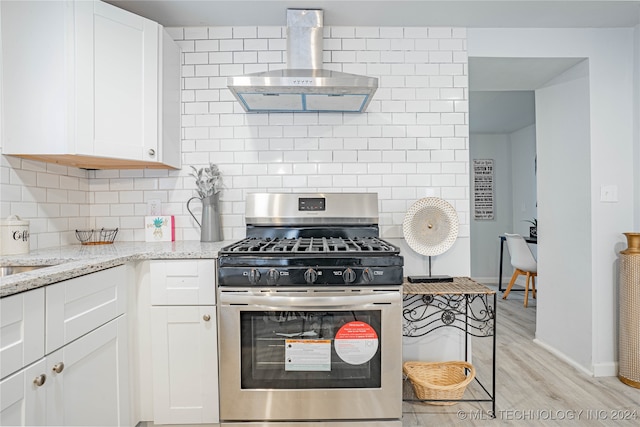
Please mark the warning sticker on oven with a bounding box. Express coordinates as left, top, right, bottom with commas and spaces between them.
285, 339, 331, 371
334, 321, 379, 365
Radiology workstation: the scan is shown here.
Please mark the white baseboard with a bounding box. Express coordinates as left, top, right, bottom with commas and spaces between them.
592, 361, 618, 377
533, 338, 593, 376
533, 338, 618, 378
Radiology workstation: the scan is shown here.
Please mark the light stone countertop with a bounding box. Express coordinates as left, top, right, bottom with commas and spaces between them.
0, 240, 234, 298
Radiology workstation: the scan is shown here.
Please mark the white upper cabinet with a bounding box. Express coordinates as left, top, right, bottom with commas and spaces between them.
0, 0, 181, 170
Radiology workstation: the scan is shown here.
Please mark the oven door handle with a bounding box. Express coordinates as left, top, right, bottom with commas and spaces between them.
219, 292, 400, 308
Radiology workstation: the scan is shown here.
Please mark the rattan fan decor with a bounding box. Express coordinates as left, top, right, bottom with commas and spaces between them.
403, 197, 459, 282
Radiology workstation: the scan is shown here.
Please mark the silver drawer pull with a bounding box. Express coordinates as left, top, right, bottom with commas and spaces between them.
52, 362, 64, 374
203, 314, 211, 322
148, 149, 156, 156
33, 374, 46, 387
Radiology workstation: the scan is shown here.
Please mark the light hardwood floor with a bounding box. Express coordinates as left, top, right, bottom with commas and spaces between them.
402, 283, 640, 426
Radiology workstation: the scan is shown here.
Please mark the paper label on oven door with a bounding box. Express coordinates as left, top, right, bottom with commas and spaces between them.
334, 321, 379, 365
285, 339, 331, 371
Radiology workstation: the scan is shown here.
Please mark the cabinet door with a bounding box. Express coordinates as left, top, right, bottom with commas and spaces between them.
150, 260, 216, 305
151, 306, 219, 424
1, 0, 72, 155
45, 316, 129, 426
0, 359, 47, 426
46, 266, 126, 354
75, 0, 159, 162
0, 288, 45, 379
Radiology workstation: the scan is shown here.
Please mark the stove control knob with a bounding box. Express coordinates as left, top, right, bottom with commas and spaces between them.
267, 269, 280, 285
248, 268, 261, 285
304, 268, 318, 284
342, 268, 356, 284
362, 268, 374, 283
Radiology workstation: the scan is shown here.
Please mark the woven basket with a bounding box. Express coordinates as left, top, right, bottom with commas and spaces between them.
403, 361, 476, 405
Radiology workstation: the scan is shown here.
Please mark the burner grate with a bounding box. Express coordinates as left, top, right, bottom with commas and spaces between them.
224, 237, 399, 254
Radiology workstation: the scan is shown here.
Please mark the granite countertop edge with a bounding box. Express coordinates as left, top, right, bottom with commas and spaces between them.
0, 240, 234, 298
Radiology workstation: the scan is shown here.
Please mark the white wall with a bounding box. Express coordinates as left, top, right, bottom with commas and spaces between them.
469, 133, 512, 280
469, 124, 536, 281
468, 28, 635, 376
536, 60, 592, 371
635, 24, 640, 232
510, 124, 537, 237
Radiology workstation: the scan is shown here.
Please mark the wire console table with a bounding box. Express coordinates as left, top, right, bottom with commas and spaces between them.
402, 277, 496, 415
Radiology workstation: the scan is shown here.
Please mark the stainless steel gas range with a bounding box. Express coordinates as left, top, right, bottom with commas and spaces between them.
217, 193, 404, 427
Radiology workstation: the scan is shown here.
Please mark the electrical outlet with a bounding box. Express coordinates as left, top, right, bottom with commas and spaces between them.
148, 199, 162, 215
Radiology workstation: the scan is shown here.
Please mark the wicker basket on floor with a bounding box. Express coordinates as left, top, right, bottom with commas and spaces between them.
403, 361, 475, 405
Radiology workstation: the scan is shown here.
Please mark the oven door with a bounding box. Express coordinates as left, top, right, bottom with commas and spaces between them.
218, 286, 402, 422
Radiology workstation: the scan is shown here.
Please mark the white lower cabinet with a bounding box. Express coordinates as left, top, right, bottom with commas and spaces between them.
0, 288, 45, 380
0, 359, 47, 426
149, 259, 219, 425
151, 306, 218, 424
1, 316, 128, 426
0, 266, 130, 426
46, 316, 129, 426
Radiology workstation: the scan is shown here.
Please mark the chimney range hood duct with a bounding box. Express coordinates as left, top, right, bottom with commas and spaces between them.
227, 9, 378, 113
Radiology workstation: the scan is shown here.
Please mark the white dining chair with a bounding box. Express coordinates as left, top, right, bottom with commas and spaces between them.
503, 233, 538, 307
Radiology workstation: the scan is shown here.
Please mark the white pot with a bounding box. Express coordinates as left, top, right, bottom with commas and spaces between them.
0, 215, 30, 255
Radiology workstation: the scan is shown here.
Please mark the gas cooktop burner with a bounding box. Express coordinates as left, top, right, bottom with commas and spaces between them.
222, 237, 400, 254
218, 193, 404, 287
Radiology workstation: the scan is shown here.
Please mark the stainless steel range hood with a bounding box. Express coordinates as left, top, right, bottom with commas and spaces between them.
227, 9, 378, 113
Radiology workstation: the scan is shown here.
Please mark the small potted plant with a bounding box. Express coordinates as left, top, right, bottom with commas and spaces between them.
524, 218, 537, 238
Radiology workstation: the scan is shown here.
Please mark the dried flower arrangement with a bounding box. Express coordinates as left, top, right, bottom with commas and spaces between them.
190, 163, 223, 198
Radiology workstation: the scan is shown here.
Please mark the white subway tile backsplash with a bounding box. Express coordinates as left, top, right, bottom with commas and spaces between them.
234, 51, 257, 63
380, 51, 405, 63
1, 25, 468, 245
329, 26, 354, 38
430, 100, 455, 112
195, 39, 219, 52
184, 27, 208, 40
258, 26, 282, 38
233, 26, 257, 39
428, 27, 453, 38
36, 173, 60, 189
379, 27, 403, 38
258, 50, 282, 63
332, 50, 357, 63
404, 28, 428, 39
342, 38, 366, 50
220, 39, 243, 52
10, 202, 38, 218
176, 40, 195, 53
46, 189, 68, 204
391, 38, 415, 51
184, 52, 209, 65
165, 27, 184, 40
2, 184, 22, 201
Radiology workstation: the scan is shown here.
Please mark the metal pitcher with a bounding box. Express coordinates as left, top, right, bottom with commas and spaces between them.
187, 193, 223, 242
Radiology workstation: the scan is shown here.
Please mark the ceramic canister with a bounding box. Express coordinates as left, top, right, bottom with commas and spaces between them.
0, 215, 30, 255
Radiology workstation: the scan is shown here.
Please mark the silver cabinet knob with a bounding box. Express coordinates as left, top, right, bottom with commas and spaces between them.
33, 374, 46, 387
203, 314, 211, 322
148, 149, 156, 156
52, 362, 64, 374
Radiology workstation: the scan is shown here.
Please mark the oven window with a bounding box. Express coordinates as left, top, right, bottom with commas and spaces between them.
240, 310, 382, 389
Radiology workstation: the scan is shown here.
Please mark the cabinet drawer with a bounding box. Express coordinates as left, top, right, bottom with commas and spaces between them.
46, 266, 126, 354
0, 288, 45, 379
150, 260, 215, 305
